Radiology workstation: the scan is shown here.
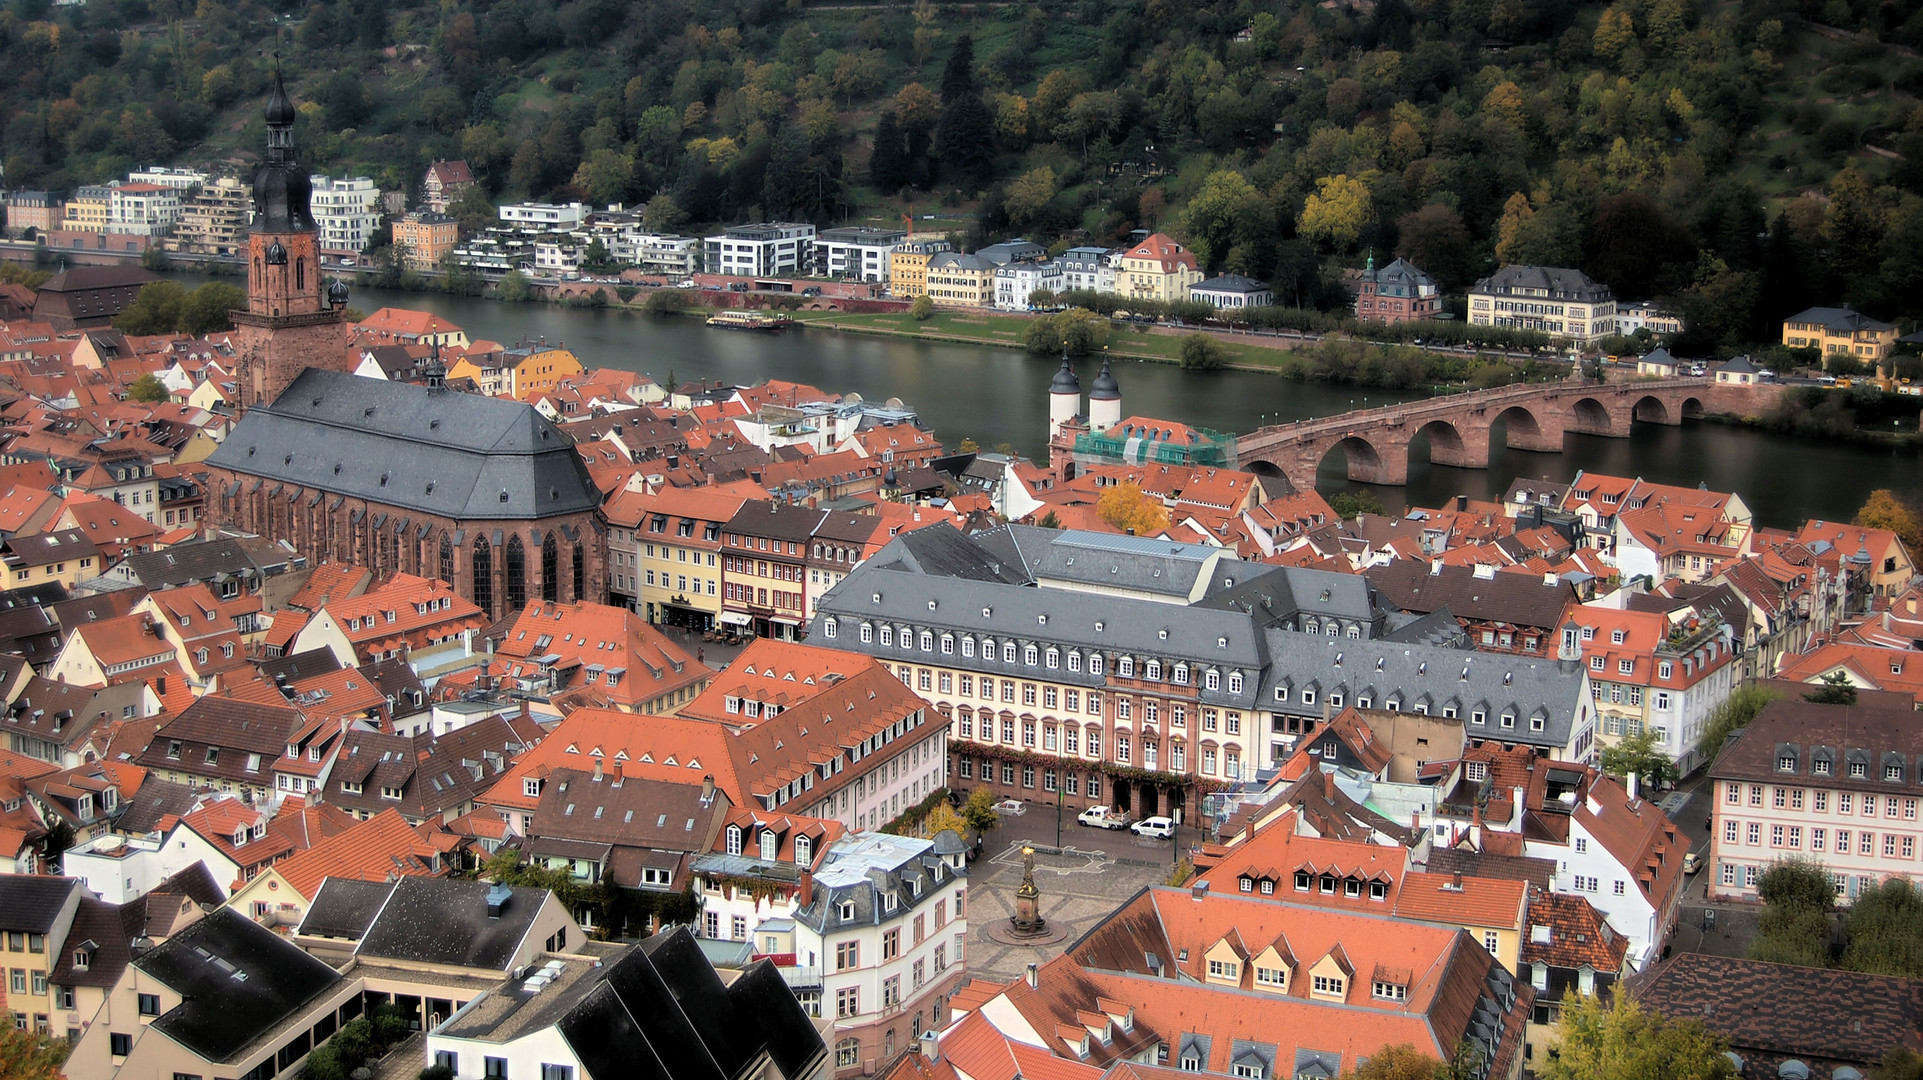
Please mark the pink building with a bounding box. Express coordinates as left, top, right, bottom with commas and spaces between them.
1708, 697, 1923, 904
1354, 256, 1442, 324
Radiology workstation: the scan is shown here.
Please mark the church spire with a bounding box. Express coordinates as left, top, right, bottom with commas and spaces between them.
251, 66, 316, 235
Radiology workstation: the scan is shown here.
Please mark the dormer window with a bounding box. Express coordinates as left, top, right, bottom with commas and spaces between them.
1294, 871, 1311, 892
524, 778, 541, 798
1814, 757, 1833, 776
1372, 981, 1407, 1001
1610, 629, 1625, 644
795, 835, 811, 866
1851, 761, 1869, 778
726, 825, 743, 856
1887, 763, 1905, 782
840, 900, 856, 921
1778, 753, 1797, 772
760, 829, 777, 860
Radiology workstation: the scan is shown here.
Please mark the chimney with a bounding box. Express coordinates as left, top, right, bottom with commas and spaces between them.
592, 757, 603, 782
1026, 962, 1039, 989
700, 774, 715, 805
921, 1031, 941, 1063
486, 882, 511, 918
1191, 879, 1209, 900
799, 870, 814, 908
1626, 772, 1640, 800
1430, 558, 1442, 576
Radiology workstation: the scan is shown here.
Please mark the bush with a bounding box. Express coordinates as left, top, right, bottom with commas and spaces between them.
615, 285, 638, 303
496, 271, 532, 302
1180, 333, 1227, 370
644, 289, 689, 314
910, 295, 935, 321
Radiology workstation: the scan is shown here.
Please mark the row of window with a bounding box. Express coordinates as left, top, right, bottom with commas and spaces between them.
1729, 784, 1920, 818
1725, 818, 1920, 859
842, 622, 1248, 692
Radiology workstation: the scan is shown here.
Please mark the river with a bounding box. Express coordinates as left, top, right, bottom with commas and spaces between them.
183, 275, 1923, 530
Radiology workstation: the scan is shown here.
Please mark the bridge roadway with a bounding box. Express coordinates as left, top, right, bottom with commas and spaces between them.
1233, 375, 1782, 492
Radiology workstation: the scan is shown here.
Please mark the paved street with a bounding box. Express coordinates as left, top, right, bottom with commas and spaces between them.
962, 804, 1173, 983
1663, 770, 1764, 959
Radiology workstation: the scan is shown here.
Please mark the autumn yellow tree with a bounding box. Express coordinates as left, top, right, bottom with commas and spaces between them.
1299, 174, 1373, 251
1494, 192, 1535, 267
1097, 482, 1170, 536
1004, 166, 1058, 226
1856, 490, 1923, 555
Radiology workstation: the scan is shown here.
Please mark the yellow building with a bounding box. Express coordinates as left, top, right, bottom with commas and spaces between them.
62, 186, 111, 233
1781, 306, 1898, 365
505, 344, 584, 400
1118, 232, 1204, 304
924, 251, 995, 307
391, 210, 460, 271
603, 486, 753, 629
887, 237, 952, 298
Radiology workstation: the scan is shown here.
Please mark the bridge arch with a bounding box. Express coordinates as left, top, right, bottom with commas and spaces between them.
1491, 404, 1561, 454
1412, 418, 1487, 471
1632, 395, 1671, 424
1681, 395, 1706, 419
1569, 396, 1618, 435
1317, 434, 1404, 486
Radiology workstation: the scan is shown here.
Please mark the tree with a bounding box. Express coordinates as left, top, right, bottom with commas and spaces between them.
1035, 511, 1062, 529
1182, 170, 1272, 273
1751, 858, 1837, 968
1871, 1047, 1923, 1080
910, 295, 935, 321
1699, 685, 1781, 761
1299, 174, 1373, 252
923, 800, 968, 842
1329, 490, 1387, 519
127, 373, 169, 403
115, 280, 186, 335
641, 194, 687, 236
1805, 670, 1858, 706
1180, 333, 1226, 371
870, 110, 906, 192
1494, 193, 1535, 267
1096, 482, 1169, 536
1395, 204, 1474, 292
1841, 879, 1923, 977
180, 282, 245, 335
448, 186, 498, 239
644, 289, 689, 314
496, 271, 532, 302
1601, 728, 1678, 792
962, 785, 999, 834
1004, 166, 1058, 227
939, 34, 977, 103
1855, 490, 1923, 555
0, 1025, 69, 1080
1537, 995, 1736, 1080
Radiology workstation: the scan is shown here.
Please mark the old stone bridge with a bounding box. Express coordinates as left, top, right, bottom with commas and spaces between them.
1234, 376, 1785, 491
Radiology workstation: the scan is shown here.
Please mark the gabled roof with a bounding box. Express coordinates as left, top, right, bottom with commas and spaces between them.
353, 876, 549, 972
273, 808, 445, 900
0, 874, 82, 933
207, 368, 600, 520
135, 907, 344, 1064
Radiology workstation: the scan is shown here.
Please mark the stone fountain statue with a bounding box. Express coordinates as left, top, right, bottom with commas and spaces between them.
1010, 846, 1046, 936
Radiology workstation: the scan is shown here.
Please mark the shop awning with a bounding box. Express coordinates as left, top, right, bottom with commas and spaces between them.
718, 611, 754, 626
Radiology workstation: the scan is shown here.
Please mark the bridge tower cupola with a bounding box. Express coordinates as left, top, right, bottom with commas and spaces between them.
1089, 354, 1121, 432
1048, 353, 1082, 443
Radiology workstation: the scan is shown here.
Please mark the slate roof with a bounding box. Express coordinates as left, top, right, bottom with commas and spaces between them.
118, 534, 296, 590
1784, 306, 1896, 333
1471, 265, 1612, 301
1708, 697, 1923, 796
543, 928, 826, 1080
352, 876, 548, 972
1364, 561, 1576, 631
297, 877, 416, 941
135, 907, 343, 1064
1191, 273, 1270, 295
1626, 952, 1923, 1071
0, 874, 81, 932
206, 368, 600, 520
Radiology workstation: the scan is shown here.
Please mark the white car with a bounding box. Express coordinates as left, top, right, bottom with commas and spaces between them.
1130, 816, 1175, 839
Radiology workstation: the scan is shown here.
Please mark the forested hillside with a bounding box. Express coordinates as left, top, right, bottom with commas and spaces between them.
2, 0, 1922, 347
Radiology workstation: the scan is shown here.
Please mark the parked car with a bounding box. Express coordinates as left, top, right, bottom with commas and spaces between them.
1130, 816, 1175, 840
1682, 851, 1703, 875
801, 286, 822, 297
992, 799, 1026, 817
1077, 805, 1130, 830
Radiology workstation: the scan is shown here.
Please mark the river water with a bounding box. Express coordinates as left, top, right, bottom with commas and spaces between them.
188, 275, 1923, 529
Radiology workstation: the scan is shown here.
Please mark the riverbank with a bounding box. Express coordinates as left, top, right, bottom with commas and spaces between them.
782, 308, 1307, 370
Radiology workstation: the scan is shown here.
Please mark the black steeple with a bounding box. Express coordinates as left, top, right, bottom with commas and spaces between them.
251, 68, 317, 234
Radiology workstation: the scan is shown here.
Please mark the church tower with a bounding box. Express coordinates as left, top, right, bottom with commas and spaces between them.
230, 71, 352, 411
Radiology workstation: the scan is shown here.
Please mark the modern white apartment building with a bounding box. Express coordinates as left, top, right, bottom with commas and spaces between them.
105, 182, 182, 236
1057, 246, 1117, 294
1709, 698, 1923, 905
127, 166, 209, 190
815, 227, 906, 283
308, 175, 382, 254
498, 201, 589, 230
705, 222, 816, 277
